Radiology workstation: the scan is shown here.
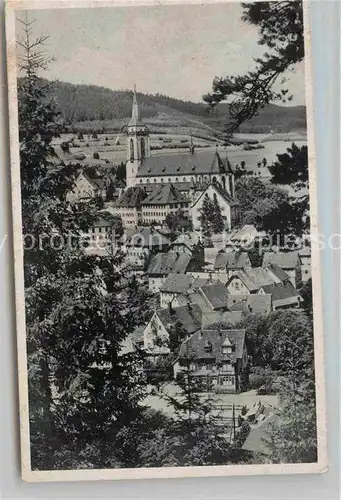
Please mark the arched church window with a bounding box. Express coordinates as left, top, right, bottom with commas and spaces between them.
212, 176, 217, 183
130, 139, 134, 161
141, 138, 146, 160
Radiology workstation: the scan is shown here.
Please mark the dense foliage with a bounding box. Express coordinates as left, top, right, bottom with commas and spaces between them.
204, 1, 305, 137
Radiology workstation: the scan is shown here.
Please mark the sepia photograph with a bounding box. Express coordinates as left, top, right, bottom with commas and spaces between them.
5, 0, 327, 481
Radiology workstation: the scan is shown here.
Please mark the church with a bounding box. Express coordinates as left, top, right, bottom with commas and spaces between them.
114, 88, 240, 229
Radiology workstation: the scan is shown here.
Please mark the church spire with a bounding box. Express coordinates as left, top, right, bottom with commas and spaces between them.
128, 85, 141, 127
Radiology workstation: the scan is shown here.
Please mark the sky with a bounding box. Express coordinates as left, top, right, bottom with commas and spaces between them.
16, 3, 306, 104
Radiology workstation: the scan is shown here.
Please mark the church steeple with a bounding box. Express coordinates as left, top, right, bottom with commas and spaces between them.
126, 85, 150, 188
128, 85, 141, 127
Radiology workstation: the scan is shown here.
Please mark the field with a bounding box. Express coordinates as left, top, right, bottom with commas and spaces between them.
52, 131, 307, 182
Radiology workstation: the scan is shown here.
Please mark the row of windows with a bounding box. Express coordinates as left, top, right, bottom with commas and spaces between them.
138, 175, 220, 184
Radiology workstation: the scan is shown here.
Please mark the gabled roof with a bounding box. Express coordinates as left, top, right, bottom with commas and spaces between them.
171, 232, 202, 249
179, 329, 246, 363
199, 282, 228, 310
228, 225, 265, 243
201, 310, 243, 328
228, 268, 276, 292
266, 263, 290, 282
260, 281, 300, 302
242, 413, 278, 456
141, 183, 190, 206
191, 182, 239, 209
229, 294, 272, 315
136, 150, 233, 178
147, 251, 193, 275
81, 172, 107, 190
156, 303, 202, 335
160, 274, 195, 294
123, 227, 171, 248
114, 186, 147, 208
214, 250, 250, 270
262, 251, 300, 269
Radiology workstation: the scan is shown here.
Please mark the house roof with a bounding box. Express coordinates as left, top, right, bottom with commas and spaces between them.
266, 263, 290, 282
228, 268, 276, 292
260, 281, 300, 303
214, 250, 250, 270
141, 183, 190, 206
147, 251, 194, 275
200, 282, 228, 310
179, 329, 246, 363
160, 274, 195, 294
114, 186, 147, 208
229, 294, 272, 315
228, 225, 263, 242
123, 227, 171, 248
156, 303, 202, 335
191, 183, 239, 209
92, 215, 114, 228
201, 310, 243, 328
262, 251, 300, 269
136, 150, 233, 178
171, 232, 202, 250
242, 413, 278, 456
82, 172, 107, 190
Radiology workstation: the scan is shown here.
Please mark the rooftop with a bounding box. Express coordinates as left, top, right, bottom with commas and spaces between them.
156, 303, 203, 336
114, 186, 147, 208
179, 329, 246, 363
147, 251, 196, 275
214, 250, 251, 270
229, 268, 276, 292
262, 251, 300, 269
136, 150, 234, 178
142, 183, 190, 206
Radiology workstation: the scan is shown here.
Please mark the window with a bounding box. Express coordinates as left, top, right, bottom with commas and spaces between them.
235, 282, 240, 290
176, 178, 179, 182
130, 139, 134, 161
141, 137, 146, 159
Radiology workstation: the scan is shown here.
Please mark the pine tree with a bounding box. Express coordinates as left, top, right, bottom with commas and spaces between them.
17, 16, 150, 470
211, 193, 225, 233
199, 194, 214, 236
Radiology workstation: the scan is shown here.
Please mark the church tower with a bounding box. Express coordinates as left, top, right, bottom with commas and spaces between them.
126, 86, 150, 188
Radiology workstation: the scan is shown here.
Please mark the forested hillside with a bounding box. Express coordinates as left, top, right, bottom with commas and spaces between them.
22, 79, 306, 135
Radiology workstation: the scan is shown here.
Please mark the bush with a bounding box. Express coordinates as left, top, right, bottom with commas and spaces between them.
249, 367, 278, 395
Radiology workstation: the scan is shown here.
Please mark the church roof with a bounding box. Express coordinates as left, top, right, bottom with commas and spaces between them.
141, 183, 190, 206
136, 150, 234, 178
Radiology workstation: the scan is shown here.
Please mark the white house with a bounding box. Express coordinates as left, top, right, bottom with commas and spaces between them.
191, 183, 240, 232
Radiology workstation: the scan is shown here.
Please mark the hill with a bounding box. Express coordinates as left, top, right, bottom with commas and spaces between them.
25, 79, 306, 136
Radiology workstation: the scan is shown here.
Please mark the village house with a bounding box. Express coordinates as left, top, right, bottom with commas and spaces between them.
120, 227, 171, 270
226, 225, 267, 250
147, 251, 202, 293
66, 171, 108, 202
143, 303, 202, 355
173, 329, 248, 393
227, 294, 273, 315
169, 232, 204, 262
191, 183, 240, 232
262, 251, 302, 288
159, 274, 209, 309
258, 281, 302, 310
226, 267, 277, 295
214, 250, 251, 281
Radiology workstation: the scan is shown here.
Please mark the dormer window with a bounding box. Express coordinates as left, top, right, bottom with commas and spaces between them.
177, 166, 180, 171
204, 340, 212, 353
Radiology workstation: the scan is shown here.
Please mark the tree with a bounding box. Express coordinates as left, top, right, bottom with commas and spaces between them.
264, 310, 316, 463
299, 278, 313, 317
211, 193, 225, 233
199, 194, 225, 235
269, 144, 310, 234
115, 162, 126, 183
17, 16, 150, 470
204, 1, 304, 137
165, 210, 193, 233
